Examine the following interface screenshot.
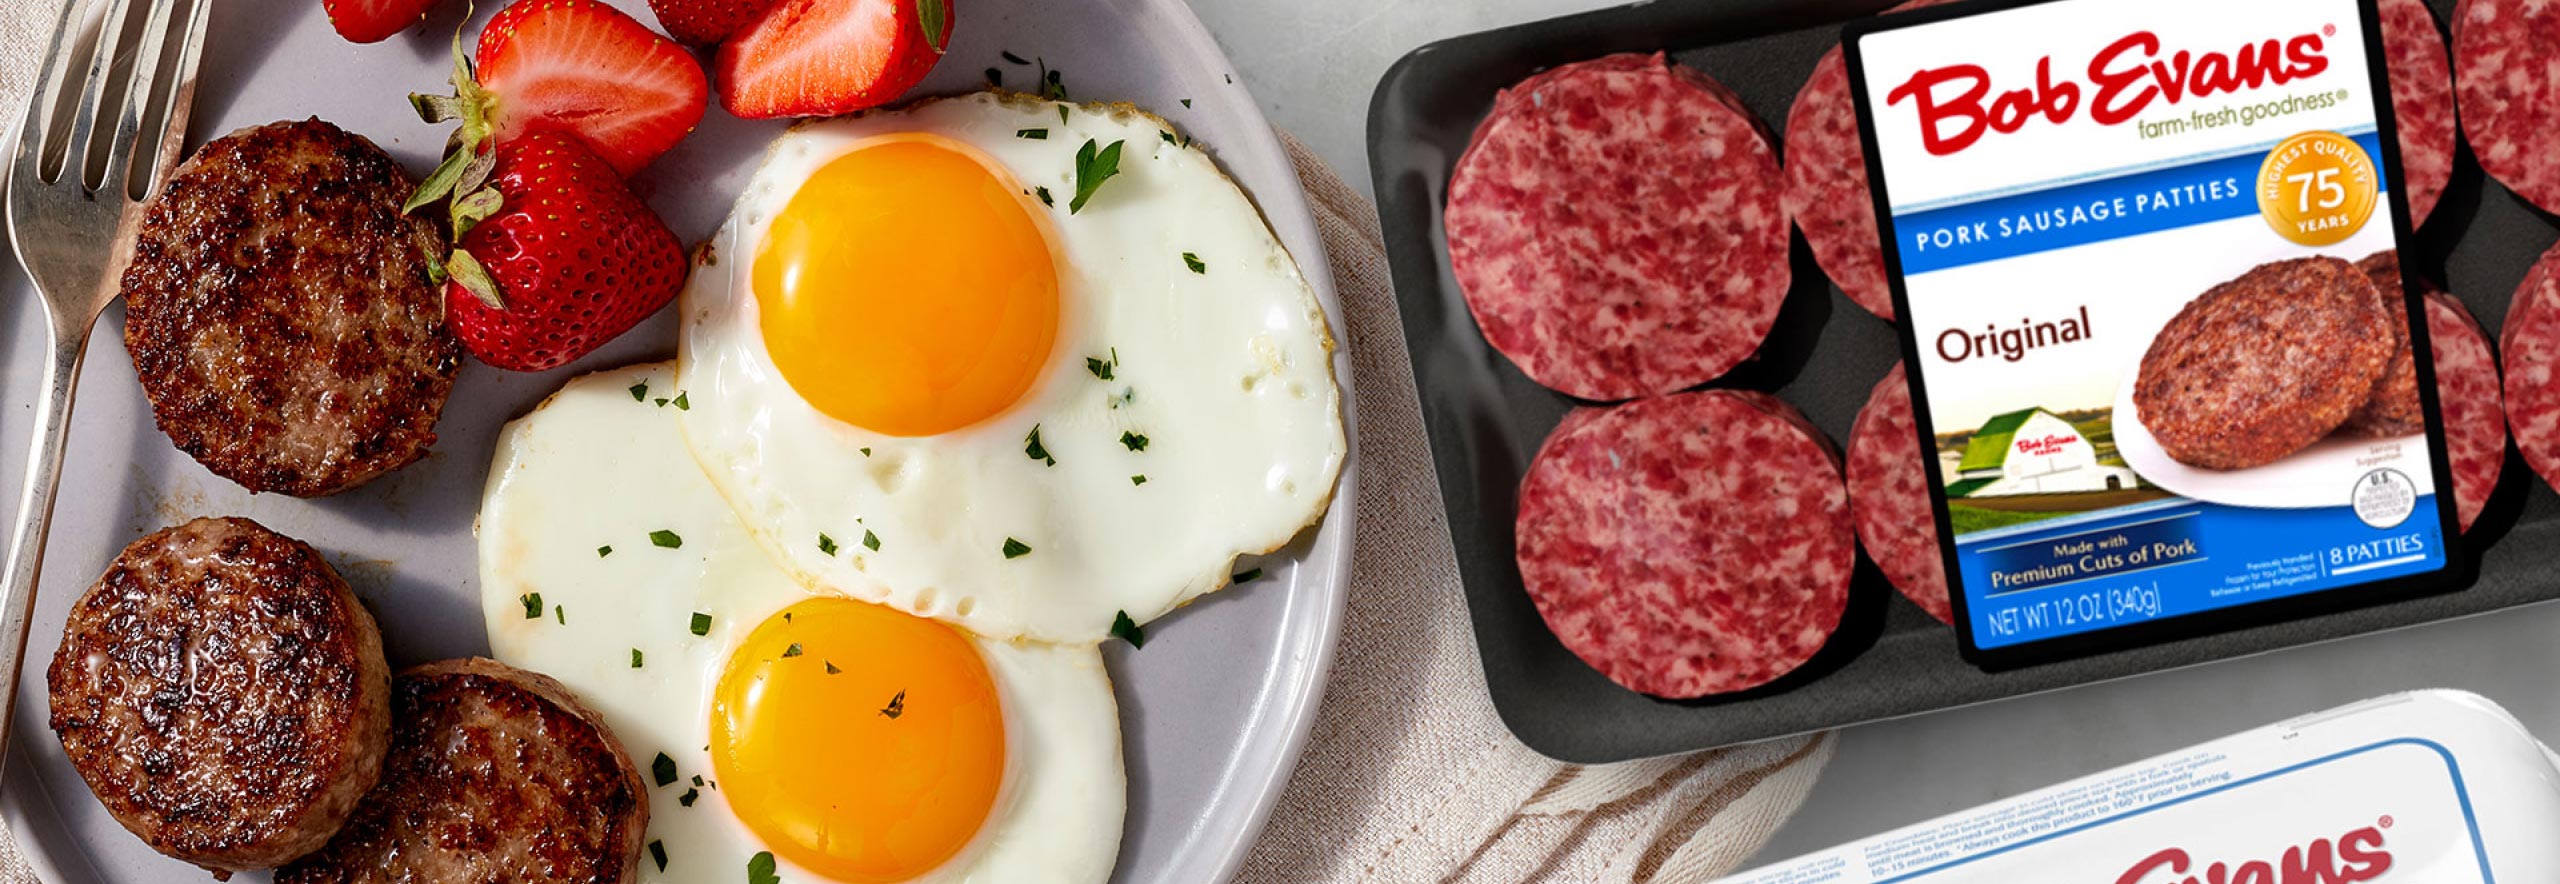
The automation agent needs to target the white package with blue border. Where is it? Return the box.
[1717,691,2560,884]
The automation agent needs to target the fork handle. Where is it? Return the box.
[0,318,90,781]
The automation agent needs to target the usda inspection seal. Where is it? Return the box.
[2352,468,2417,529]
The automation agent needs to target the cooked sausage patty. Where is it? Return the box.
[277,659,648,884]
[47,517,391,878]
[2343,250,2426,437]
[120,118,460,498]
[2135,257,2392,470]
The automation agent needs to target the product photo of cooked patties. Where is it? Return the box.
[118,118,460,498]
[46,517,391,878]
[2343,250,2426,437]
[2134,256,2393,470]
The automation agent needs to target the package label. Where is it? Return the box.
[1850,0,2456,657]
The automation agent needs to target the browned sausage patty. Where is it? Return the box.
[2343,250,2426,437]
[47,517,391,878]
[2135,256,2392,470]
[120,118,460,498]
[278,658,648,884]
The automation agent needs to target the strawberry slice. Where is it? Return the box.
[325,0,440,43]
[647,0,778,45]
[418,0,707,177]
[715,0,953,119]
[412,131,686,371]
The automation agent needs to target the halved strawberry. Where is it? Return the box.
[417,0,707,177]
[647,0,778,45]
[410,131,685,371]
[715,0,953,119]
[325,0,440,43]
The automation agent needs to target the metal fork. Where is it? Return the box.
[0,0,210,769]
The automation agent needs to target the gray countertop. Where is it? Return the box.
[1187,0,2560,869]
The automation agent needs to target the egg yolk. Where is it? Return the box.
[752,135,1061,437]
[711,597,1006,882]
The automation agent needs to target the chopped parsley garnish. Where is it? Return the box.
[693,775,704,786]
[1112,610,1146,648]
[652,753,677,787]
[818,533,839,556]
[690,612,712,636]
[1120,431,1150,452]
[1070,139,1125,214]
[1183,252,1205,274]
[520,593,542,619]
[783,643,804,658]
[1016,127,1048,139]
[1034,186,1054,207]
[1181,98,1193,108]
[1002,538,1033,559]
[1041,63,1068,100]
[861,447,873,456]
[654,397,668,407]
[916,0,948,52]
[629,381,648,401]
[649,840,667,872]
[1059,105,1070,124]
[597,545,612,557]
[863,530,881,552]
[1024,425,1055,466]
[985,67,1002,87]
[555,605,566,625]
[826,661,843,675]
[679,787,700,807]
[650,529,683,549]
[673,391,690,410]
[1085,353,1116,380]
[880,690,907,719]
[631,649,644,668]
[1233,567,1264,584]
[750,852,779,884]
[1002,50,1029,65]
[1160,131,1176,145]
[1132,475,1147,486]
[1109,387,1135,410]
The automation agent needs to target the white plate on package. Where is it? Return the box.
[0,1,1356,882]
[2112,370,2429,509]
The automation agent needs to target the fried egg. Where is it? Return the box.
[676,91,1346,644]
[479,363,1123,884]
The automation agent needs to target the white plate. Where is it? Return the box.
[2111,367,2429,508]
[0,0,1357,881]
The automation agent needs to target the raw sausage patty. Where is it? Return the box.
[2455,0,2560,215]
[1446,53,1788,401]
[278,658,648,884]
[2383,0,2456,227]
[2428,290,2503,532]
[47,517,390,878]
[1782,0,1952,321]
[2135,257,2391,470]
[2501,241,2560,499]
[120,118,460,498]
[1516,391,1853,698]
[1848,362,1951,624]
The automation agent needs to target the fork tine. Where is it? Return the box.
[138,0,211,199]
[70,0,143,192]
[104,0,182,202]
[16,0,95,184]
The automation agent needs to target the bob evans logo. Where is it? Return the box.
[2114,821,2393,884]
[2016,432,2082,457]
[1886,26,2334,155]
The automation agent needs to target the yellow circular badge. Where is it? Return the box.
[2257,131,2379,246]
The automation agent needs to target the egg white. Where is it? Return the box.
[675,91,1346,645]
[478,362,1124,884]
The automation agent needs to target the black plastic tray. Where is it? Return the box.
[1368,0,2560,764]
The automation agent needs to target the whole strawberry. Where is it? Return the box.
[418,131,684,371]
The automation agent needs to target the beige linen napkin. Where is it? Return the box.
[0,4,1830,881]
[1240,133,1831,884]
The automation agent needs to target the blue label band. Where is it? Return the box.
[1893,130,2387,274]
